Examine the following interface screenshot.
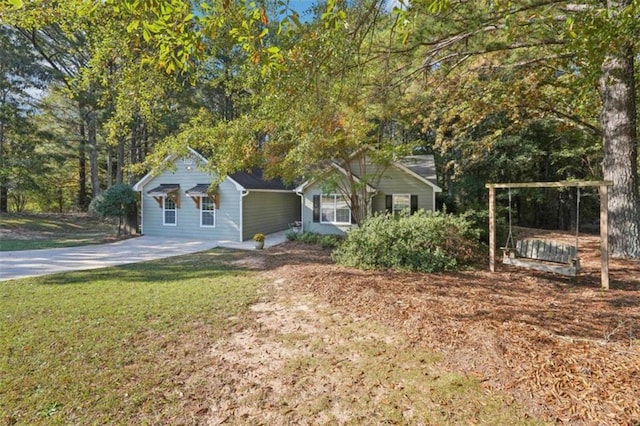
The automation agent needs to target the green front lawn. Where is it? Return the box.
[0,213,119,251]
[1,245,542,424]
[0,249,259,425]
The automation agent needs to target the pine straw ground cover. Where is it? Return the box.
[256,235,640,425]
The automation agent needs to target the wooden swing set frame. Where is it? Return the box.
[486,181,613,289]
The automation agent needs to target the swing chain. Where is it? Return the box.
[575,187,580,256]
[505,188,515,250]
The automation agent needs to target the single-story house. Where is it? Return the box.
[295,155,442,235]
[133,147,299,241]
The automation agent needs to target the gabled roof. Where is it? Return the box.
[133,147,293,192]
[295,154,441,193]
[133,147,205,191]
[294,162,376,193]
[396,155,442,191]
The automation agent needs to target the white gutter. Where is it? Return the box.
[239,190,250,241]
[138,188,144,235]
[295,190,305,233]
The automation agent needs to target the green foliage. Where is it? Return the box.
[286,231,342,249]
[333,211,480,272]
[88,184,136,234]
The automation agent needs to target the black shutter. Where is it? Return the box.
[313,195,320,222]
[410,195,418,214]
[385,195,392,213]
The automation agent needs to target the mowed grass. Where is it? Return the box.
[0,250,259,425]
[0,213,118,251]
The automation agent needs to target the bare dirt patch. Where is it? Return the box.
[206,237,640,425]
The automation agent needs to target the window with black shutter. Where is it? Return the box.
[313,195,320,222]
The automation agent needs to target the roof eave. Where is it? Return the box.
[393,162,443,192]
[132,146,208,191]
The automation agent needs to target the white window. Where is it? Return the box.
[200,196,215,227]
[163,197,177,226]
[393,194,411,216]
[321,194,351,224]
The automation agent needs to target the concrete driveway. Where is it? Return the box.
[0,232,288,282]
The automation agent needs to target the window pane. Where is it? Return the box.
[165,198,176,209]
[393,194,410,214]
[321,195,334,205]
[336,207,350,223]
[202,211,214,226]
[321,207,335,223]
[202,196,214,210]
[320,194,351,224]
[164,210,176,224]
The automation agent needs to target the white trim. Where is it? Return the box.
[295,162,376,193]
[133,147,209,191]
[139,190,144,234]
[239,190,249,241]
[163,197,177,226]
[200,196,216,228]
[320,193,351,225]
[296,191,305,233]
[227,175,246,192]
[393,162,442,192]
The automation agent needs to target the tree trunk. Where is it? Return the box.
[87,110,100,199]
[599,41,640,258]
[116,136,125,185]
[78,120,89,211]
[123,204,138,235]
[106,145,113,188]
[0,186,7,214]
[0,117,7,213]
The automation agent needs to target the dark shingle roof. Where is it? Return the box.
[397,155,438,187]
[147,184,180,195]
[185,184,216,195]
[229,169,294,191]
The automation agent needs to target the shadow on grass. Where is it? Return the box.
[35,248,254,286]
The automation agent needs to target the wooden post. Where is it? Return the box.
[599,185,609,290]
[489,186,496,272]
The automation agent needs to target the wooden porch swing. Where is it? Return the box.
[501,187,581,276]
[486,181,613,289]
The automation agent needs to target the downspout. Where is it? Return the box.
[295,190,304,233]
[239,190,249,241]
[137,189,144,235]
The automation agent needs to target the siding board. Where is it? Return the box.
[139,163,241,241]
[242,192,300,240]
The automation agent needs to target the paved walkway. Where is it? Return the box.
[0,231,288,281]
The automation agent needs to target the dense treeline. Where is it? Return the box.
[1,0,638,257]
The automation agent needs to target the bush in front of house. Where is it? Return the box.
[286,230,342,249]
[332,211,480,272]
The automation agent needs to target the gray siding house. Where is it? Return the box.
[133,148,299,242]
[295,155,442,235]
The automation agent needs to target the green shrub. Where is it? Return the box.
[286,231,342,249]
[333,211,480,272]
[89,184,137,235]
